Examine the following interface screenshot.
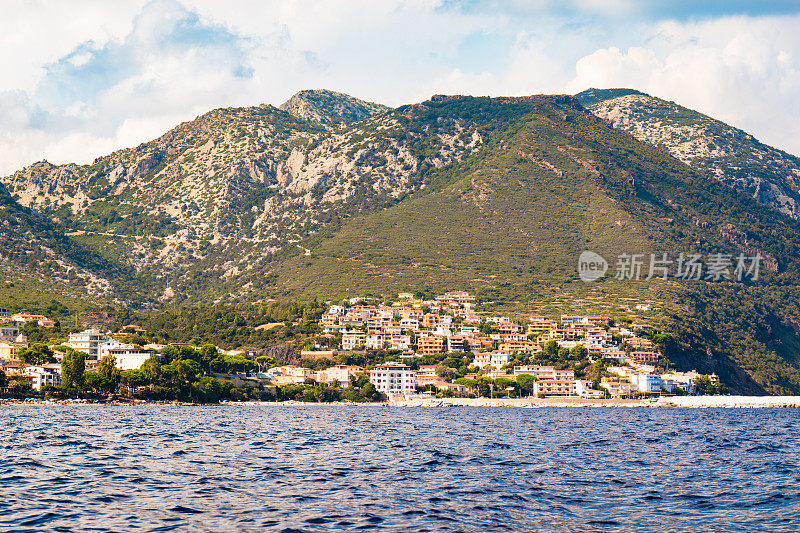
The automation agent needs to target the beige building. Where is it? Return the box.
[417,336,445,356]
[533,379,575,396]
[67,329,110,359]
[0,341,25,362]
[341,331,366,351]
[268,366,316,385]
[316,365,363,386]
[629,351,660,364]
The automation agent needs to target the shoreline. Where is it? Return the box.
[2,396,800,408]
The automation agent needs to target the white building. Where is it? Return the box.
[513,365,569,380]
[399,318,420,331]
[24,364,61,390]
[433,326,452,337]
[388,335,412,351]
[0,324,20,343]
[98,340,152,370]
[447,336,465,353]
[67,329,110,359]
[630,373,663,393]
[574,380,603,398]
[490,352,510,368]
[553,369,576,381]
[365,334,386,350]
[328,305,346,316]
[369,362,416,394]
[600,349,627,362]
[660,372,696,394]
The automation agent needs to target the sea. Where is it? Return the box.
[1,406,799,532]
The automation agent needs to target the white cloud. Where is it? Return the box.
[1,1,799,176]
[567,15,800,153]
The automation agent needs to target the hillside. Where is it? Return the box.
[4,91,800,393]
[576,88,800,219]
[0,183,124,296]
[2,91,482,305]
[262,94,800,394]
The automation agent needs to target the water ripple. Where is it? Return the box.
[1,406,800,531]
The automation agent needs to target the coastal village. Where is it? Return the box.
[0,291,720,402]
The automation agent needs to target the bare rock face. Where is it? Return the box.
[279,89,389,126]
[577,88,800,219]
[0,90,483,303]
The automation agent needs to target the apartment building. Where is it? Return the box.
[98,340,153,370]
[341,331,366,351]
[369,362,416,394]
[0,324,20,343]
[24,364,62,391]
[533,379,574,396]
[67,329,110,359]
[629,351,660,364]
[417,336,445,356]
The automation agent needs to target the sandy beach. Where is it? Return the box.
[4,396,800,408]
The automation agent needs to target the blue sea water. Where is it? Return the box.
[1,406,799,532]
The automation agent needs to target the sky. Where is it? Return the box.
[1,0,799,174]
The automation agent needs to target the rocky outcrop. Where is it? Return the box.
[279,89,389,126]
[577,89,800,219]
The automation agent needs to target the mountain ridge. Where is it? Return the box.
[4,90,800,393]
[576,88,800,219]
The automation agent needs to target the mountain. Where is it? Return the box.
[576,88,800,219]
[278,89,389,126]
[4,90,800,393]
[0,183,121,294]
[2,91,484,305]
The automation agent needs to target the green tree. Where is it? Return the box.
[16,343,56,366]
[516,374,537,396]
[199,376,223,403]
[454,377,477,389]
[360,382,383,401]
[435,363,457,381]
[255,356,272,372]
[199,344,218,373]
[61,349,86,389]
[223,355,257,374]
[694,375,725,395]
[543,340,559,357]
[570,344,588,359]
[83,372,111,393]
[120,369,148,388]
[98,355,121,391]
[162,359,202,389]
[142,354,161,384]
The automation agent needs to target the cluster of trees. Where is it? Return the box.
[5,342,386,404]
[129,302,326,349]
